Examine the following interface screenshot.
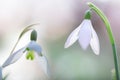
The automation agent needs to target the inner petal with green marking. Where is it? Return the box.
[26,50,35,60]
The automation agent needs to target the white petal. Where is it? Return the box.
[2,47,26,68]
[64,20,85,48]
[38,55,50,78]
[90,26,100,55]
[0,67,2,80]
[78,20,92,50]
[27,41,42,56]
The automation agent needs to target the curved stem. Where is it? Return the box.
[9,38,21,55]
[87,2,119,80]
[9,24,39,55]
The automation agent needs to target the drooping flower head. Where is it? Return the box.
[1,28,49,79]
[65,10,100,55]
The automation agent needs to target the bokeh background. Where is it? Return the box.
[0,0,120,80]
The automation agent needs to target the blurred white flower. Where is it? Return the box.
[65,19,100,55]
[1,41,49,78]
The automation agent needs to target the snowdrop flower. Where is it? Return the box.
[1,30,49,79]
[2,41,42,67]
[65,10,100,55]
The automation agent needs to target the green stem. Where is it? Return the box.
[9,24,39,55]
[87,2,119,80]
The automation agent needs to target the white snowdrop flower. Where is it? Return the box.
[2,41,49,76]
[2,30,50,78]
[2,41,42,68]
[65,10,100,55]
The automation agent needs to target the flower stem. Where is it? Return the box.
[9,24,39,55]
[87,2,120,80]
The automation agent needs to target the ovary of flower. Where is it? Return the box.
[2,41,49,77]
[65,19,100,55]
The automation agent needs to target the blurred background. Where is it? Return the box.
[0,0,120,80]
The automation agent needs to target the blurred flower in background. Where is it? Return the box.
[0,0,119,80]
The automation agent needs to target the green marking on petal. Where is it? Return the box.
[26,47,30,51]
[26,50,35,60]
